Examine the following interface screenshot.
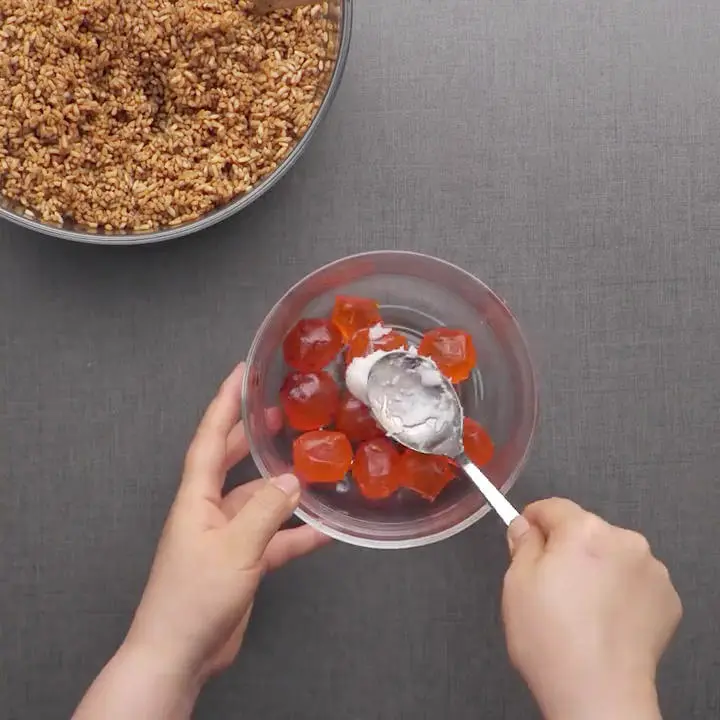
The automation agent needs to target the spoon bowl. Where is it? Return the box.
[367,351,520,526]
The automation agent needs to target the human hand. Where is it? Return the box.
[125,363,330,682]
[502,499,682,720]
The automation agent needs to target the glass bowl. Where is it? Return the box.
[243,251,538,549]
[0,0,352,245]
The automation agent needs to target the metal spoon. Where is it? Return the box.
[366,351,520,526]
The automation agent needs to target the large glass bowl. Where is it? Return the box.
[243,251,538,549]
[0,0,352,245]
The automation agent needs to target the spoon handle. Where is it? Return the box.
[455,453,520,526]
[253,0,309,13]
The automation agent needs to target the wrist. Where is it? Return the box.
[74,640,205,720]
[124,613,211,685]
[118,636,206,700]
[543,679,661,720]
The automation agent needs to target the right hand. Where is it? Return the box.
[502,499,682,720]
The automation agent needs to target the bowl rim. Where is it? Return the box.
[243,250,539,550]
[0,0,354,245]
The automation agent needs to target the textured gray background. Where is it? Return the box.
[1,0,719,717]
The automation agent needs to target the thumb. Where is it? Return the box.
[229,474,301,565]
[507,515,544,563]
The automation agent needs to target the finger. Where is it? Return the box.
[264,525,332,572]
[221,479,266,520]
[507,516,545,565]
[225,407,283,470]
[523,497,589,538]
[228,474,301,565]
[182,363,246,498]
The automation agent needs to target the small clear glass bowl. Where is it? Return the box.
[243,251,538,549]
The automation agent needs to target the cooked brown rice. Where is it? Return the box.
[0,0,332,231]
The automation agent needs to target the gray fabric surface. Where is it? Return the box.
[1,0,719,717]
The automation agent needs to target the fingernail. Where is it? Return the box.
[271,473,301,497]
[507,516,530,555]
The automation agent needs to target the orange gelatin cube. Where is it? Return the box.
[294,431,353,484]
[283,318,343,372]
[345,325,408,363]
[463,417,495,467]
[280,370,340,431]
[398,450,456,501]
[418,328,477,384]
[331,296,382,342]
[352,438,402,500]
[335,391,384,443]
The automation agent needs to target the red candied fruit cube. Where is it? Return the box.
[331,296,382,342]
[463,417,495,467]
[335,392,384,443]
[280,370,340,431]
[294,431,353,484]
[418,328,477,384]
[352,438,403,500]
[398,450,456,501]
[283,318,343,372]
[345,325,408,363]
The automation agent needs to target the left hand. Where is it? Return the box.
[125,362,330,681]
